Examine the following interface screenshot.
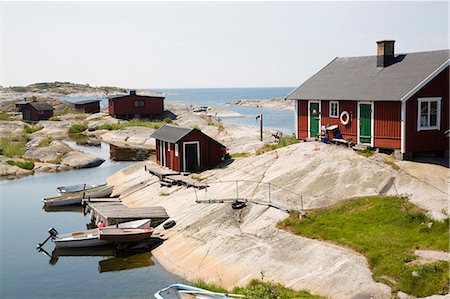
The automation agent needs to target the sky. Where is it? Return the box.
[1,1,448,89]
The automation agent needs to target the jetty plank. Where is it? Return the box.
[144,163,178,179]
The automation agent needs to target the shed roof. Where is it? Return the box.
[151,124,193,143]
[26,102,54,111]
[286,49,449,102]
[73,99,101,105]
[151,124,226,148]
[109,94,165,100]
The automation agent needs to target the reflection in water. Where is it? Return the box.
[44,205,84,214]
[98,252,154,273]
[109,144,153,161]
[68,133,101,146]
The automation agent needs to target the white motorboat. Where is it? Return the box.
[51,219,151,248]
[43,185,114,207]
[154,284,244,299]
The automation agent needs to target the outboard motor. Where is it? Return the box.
[36,227,59,250]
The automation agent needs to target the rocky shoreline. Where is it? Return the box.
[225,98,294,111]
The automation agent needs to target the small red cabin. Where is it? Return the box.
[73,99,100,114]
[21,102,54,121]
[108,90,165,119]
[151,124,227,172]
[287,40,449,159]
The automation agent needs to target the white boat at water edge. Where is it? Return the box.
[52,219,151,248]
[57,183,107,194]
[155,284,243,299]
[43,185,114,207]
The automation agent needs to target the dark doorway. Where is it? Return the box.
[184,143,199,172]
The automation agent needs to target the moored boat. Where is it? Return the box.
[43,185,114,207]
[154,284,243,299]
[57,183,107,194]
[52,219,151,248]
[98,227,154,243]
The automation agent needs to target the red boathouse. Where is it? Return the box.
[151,124,227,172]
[108,90,165,119]
[73,99,101,114]
[286,40,449,159]
[20,102,54,121]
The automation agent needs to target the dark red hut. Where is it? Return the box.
[73,99,100,114]
[286,40,449,159]
[21,102,54,121]
[108,90,165,119]
[151,124,227,172]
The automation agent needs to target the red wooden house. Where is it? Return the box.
[20,102,54,121]
[286,40,449,159]
[151,124,227,172]
[108,90,165,119]
[73,99,100,113]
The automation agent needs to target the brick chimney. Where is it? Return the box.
[377,40,395,67]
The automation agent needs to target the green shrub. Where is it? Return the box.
[96,119,164,131]
[0,111,13,121]
[68,123,88,133]
[256,134,299,155]
[23,124,43,134]
[231,152,251,158]
[355,149,375,157]
[163,117,173,124]
[6,160,34,170]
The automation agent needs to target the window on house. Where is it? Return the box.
[134,100,145,108]
[175,144,179,157]
[329,101,339,118]
[418,98,441,131]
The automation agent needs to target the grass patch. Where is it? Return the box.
[23,124,43,134]
[68,123,88,133]
[0,111,13,121]
[68,133,88,144]
[384,159,400,170]
[37,137,53,147]
[194,279,322,299]
[256,134,299,155]
[0,137,28,157]
[231,152,251,158]
[96,119,165,131]
[48,116,61,121]
[355,148,375,157]
[6,160,34,170]
[54,107,82,116]
[278,196,449,296]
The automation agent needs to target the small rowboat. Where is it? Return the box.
[154,284,244,299]
[98,227,154,243]
[57,183,107,194]
[52,219,151,248]
[43,185,114,207]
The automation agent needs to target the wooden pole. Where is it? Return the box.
[259,113,263,141]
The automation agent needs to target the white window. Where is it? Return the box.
[417,97,441,131]
[175,144,179,157]
[329,101,339,118]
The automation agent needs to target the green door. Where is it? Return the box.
[359,104,372,144]
[309,102,320,137]
[23,110,31,121]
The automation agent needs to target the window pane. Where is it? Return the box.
[420,102,428,127]
[430,101,437,126]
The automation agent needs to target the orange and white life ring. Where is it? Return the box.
[340,111,350,125]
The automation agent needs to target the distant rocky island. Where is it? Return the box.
[225,97,294,111]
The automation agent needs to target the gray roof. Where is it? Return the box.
[28,102,54,111]
[286,49,449,102]
[150,124,193,143]
[73,99,100,105]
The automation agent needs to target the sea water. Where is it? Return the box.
[64,87,296,133]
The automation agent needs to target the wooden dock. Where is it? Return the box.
[144,162,207,189]
[81,197,122,205]
[144,163,178,179]
[85,202,169,227]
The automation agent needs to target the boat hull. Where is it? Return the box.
[98,228,153,243]
[155,284,234,299]
[52,219,152,248]
[43,186,113,207]
[57,183,107,194]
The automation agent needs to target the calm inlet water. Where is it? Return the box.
[0,143,183,298]
[64,87,296,133]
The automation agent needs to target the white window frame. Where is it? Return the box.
[417,97,441,131]
[175,144,179,157]
[329,101,339,118]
